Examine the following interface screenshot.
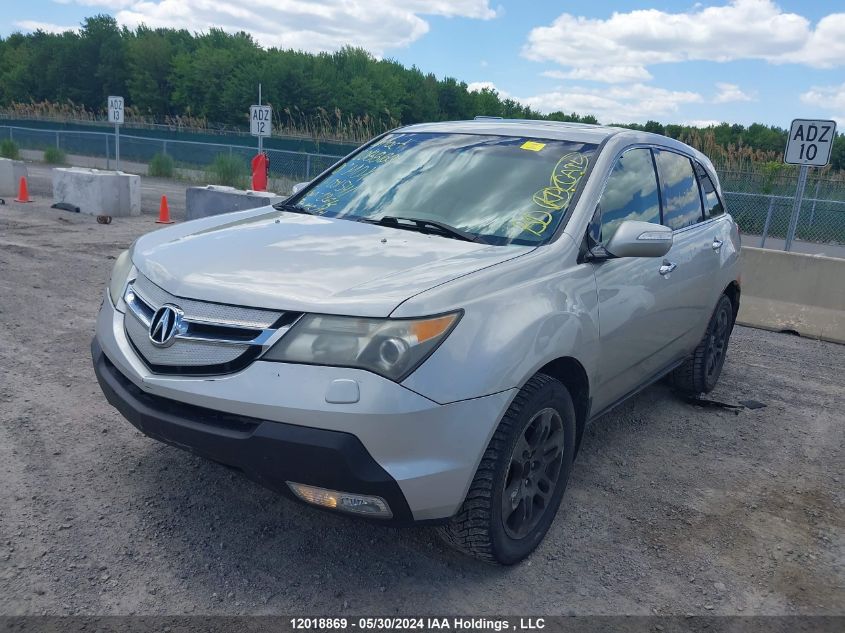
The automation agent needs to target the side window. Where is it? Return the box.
[694,161,725,219]
[598,148,660,243]
[654,149,704,230]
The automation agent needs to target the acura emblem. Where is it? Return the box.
[148,304,184,347]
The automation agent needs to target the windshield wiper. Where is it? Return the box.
[363,216,483,243]
[274,201,315,215]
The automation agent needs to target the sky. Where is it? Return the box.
[3,0,845,128]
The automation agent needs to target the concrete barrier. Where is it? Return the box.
[737,246,845,344]
[186,185,283,221]
[52,168,140,217]
[0,157,27,197]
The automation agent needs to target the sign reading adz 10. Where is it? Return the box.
[250,105,272,137]
[784,119,836,167]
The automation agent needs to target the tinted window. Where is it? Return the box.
[598,148,660,243]
[295,132,597,246]
[654,149,703,230]
[694,161,724,218]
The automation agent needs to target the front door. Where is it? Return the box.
[590,147,709,413]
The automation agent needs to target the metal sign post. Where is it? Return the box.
[784,164,808,252]
[783,118,836,251]
[108,96,124,171]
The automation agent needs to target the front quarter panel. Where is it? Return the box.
[397,237,600,405]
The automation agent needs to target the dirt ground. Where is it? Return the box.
[0,188,843,616]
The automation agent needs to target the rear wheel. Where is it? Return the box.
[670,294,734,395]
[437,374,576,565]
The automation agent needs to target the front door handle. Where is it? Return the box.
[659,260,677,276]
[712,238,724,251]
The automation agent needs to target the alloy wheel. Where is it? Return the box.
[501,407,565,540]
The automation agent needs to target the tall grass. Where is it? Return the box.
[0,100,393,143]
[148,152,175,178]
[0,139,20,159]
[43,145,66,164]
[206,154,248,189]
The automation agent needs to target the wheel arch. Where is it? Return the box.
[723,280,741,323]
[533,356,590,455]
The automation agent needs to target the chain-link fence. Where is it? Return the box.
[724,190,845,248]
[4,124,845,252]
[720,169,845,253]
[0,125,345,191]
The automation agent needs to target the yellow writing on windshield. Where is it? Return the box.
[513,151,589,237]
[533,152,589,210]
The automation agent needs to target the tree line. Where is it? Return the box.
[1,15,842,169]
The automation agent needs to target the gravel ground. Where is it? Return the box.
[0,191,843,616]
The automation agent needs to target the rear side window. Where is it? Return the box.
[654,149,704,230]
[694,161,724,219]
[598,148,660,243]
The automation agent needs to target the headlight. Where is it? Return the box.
[262,312,461,381]
[108,249,134,307]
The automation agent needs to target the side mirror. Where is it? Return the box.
[604,220,673,258]
[291,181,310,195]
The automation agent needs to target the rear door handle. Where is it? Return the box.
[712,238,724,251]
[659,261,677,276]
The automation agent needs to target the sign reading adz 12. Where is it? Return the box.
[250,105,272,137]
[784,119,836,167]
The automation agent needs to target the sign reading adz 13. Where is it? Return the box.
[784,119,836,167]
[108,96,124,124]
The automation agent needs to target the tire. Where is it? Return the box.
[670,294,734,395]
[437,373,577,565]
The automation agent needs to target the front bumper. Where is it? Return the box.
[93,295,515,522]
[93,339,417,523]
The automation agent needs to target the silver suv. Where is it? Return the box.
[92,119,740,564]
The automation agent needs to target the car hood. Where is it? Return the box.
[132,206,533,317]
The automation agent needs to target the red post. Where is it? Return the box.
[251,153,268,191]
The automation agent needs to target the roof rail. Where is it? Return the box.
[473,116,504,120]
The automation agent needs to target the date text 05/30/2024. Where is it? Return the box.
[290,618,546,631]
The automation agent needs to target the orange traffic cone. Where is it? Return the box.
[14,176,32,203]
[156,195,173,224]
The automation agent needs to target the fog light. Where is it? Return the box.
[286,482,392,519]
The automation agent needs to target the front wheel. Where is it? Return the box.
[437,374,576,565]
[670,294,734,395]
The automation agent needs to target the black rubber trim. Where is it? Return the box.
[91,337,419,525]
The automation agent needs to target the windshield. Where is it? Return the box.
[293,132,598,245]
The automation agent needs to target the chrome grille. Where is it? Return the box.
[122,274,299,375]
[125,310,251,367]
[132,275,280,329]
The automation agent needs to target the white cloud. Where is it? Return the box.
[524,0,845,76]
[47,0,496,53]
[682,119,723,128]
[713,82,755,103]
[542,65,653,84]
[14,20,77,33]
[519,83,702,123]
[800,82,845,111]
[467,81,497,93]
[466,80,701,123]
